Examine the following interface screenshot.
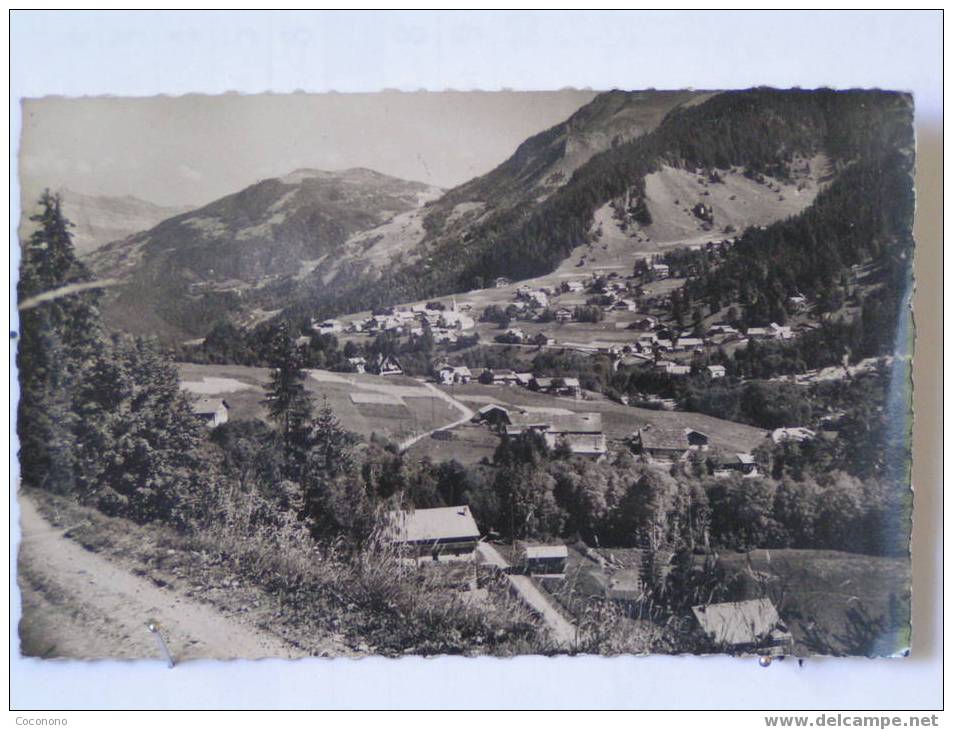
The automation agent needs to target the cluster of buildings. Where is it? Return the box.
[382,505,790,654]
[473,405,608,460]
[315,300,476,343]
[468,368,583,398]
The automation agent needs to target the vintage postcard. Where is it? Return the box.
[16,88,914,660]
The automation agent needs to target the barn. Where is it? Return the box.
[385,506,481,560]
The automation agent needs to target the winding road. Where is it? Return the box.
[16,494,308,661]
[397,381,475,452]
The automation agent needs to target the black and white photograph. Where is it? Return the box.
[15,84,917,662]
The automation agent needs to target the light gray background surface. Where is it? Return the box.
[9,10,943,709]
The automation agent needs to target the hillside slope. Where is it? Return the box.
[19,189,192,257]
[87,168,442,340]
[308,90,709,290]
[296,88,912,322]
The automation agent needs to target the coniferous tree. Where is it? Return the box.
[17,191,101,492]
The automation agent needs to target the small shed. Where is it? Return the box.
[523,544,569,575]
[193,398,229,428]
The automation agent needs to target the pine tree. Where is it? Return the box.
[264,323,313,453]
[17,191,102,492]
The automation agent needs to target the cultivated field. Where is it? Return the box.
[177,363,461,443]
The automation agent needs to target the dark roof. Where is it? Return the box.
[192,398,227,415]
[637,426,687,450]
[692,598,785,647]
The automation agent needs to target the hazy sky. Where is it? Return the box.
[19,90,598,208]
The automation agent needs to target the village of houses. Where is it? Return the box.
[179,242,850,655]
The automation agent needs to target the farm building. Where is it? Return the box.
[628,316,658,331]
[437,364,472,385]
[546,432,608,460]
[770,427,816,444]
[529,376,581,398]
[707,365,727,378]
[650,263,670,279]
[471,404,512,429]
[554,308,574,323]
[711,452,760,478]
[655,361,692,376]
[562,280,584,293]
[531,332,557,346]
[369,353,403,377]
[691,598,792,654]
[385,505,482,560]
[631,426,709,461]
[746,322,794,341]
[494,277,511,288]
[478,368,520,386]
[523,544,568,575]
[314,319,343,334]
[506,412,605,458]
[192,398,229,428]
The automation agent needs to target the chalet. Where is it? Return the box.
[788,294,808,311]
[437,364,472,385]
[712,452,759,477]
[385,505,481,560]
[508,411,601,435]
[609,298,638,312]
[471,404,512,429]
[691,598,792,654]
[706,323,739,337]
[673,337,705,352]
[431,328,458,345]
[509,372,531,388]
[347,356,367,374]
[650,263,670,279]
[192,398,229,428]
[562,280,585,293]
[631,426,709,461]
[529,376,554,392]
[294,335,311,348]
[707,364,727,378]
[554,308,574,323]
[547,432,608,459]
[369,353,403,377]
[525,290,549,308]
[501,328,526,343]
[314,319,343,334]
[523,544,569,575]
[770,427,816,444]
[746,322,794,341]
[628,316,658,331]
[530,332,556,346]
[709,332,744,347]
[494,277,511,288]
[557,377,582,398]
[439,311,476,331]
[655,361,692,376]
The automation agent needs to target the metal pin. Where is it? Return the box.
[146,619,175,668]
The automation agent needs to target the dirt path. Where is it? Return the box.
[476,542,577,650]
[398,382,475,452]
[17,495,308,661]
